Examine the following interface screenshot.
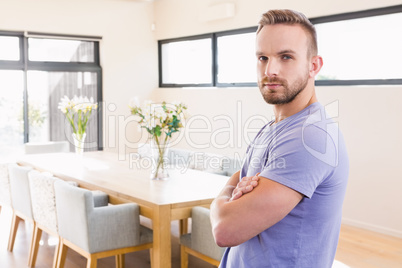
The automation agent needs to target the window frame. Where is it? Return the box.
[0,30,103,149]
[215,27,258,87]
[158,4,402,88]
[158,33,214,88]
[0,31,25,70]
[158,27,258,88]
[310,4,402,86]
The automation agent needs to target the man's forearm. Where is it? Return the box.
[210,171,240,246]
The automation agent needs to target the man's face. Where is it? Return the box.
[256,24,312,105]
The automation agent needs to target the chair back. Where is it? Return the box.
[8,164,33,218]
[54,180,93,252]
[24,141,70,154]
[54,180,147,254]
[28,170,60,233]
[190,206,226,261]
[0,163,12,207]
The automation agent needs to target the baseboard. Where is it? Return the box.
[342,218,402,238]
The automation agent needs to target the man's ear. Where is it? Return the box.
[309,56,323,78]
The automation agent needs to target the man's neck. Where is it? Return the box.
[272,91,318,124]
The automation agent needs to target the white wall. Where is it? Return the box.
[151,0,402,237]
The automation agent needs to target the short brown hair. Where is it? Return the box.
[257,9,318,57]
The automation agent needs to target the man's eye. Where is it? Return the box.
[259,56,268,61]
[282,55,292,60]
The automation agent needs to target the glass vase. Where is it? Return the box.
[72,132,86,154]
[150,135,170,180]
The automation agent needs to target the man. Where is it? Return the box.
[210,9,349,268]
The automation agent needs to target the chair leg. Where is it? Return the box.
[180,245,188,268]
[27,221,37,266]
[7,212,21,252]
[52,237,62,268]
[56,241,68,268]
[28,224,42,267]
[86,256,97,268]
[115,254,125,268]
[149,248,153,268]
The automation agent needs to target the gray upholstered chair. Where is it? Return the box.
[54,180,153,268]
[28,170,110,268]
[7,164,34,265]
[221,156,243,177]
[0,163,12,216]
[190,153,228,175]
[180,207,226,268]
[167,148,193,167]
[137,142,152,158]
[24,141,70,154]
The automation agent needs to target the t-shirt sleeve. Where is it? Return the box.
[259,124,338,198]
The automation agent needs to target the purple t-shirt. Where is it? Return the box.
[219,102,349,268]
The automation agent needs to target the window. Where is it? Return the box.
[28,38,95,62]
[159,5,402,88]
[159,27,257,87]
[0,70,24,157]
[311,5,402,85]
[160,35,213,86]
[216,29,257,86]
[0,31,102,158]
[27,71,99,145]
[0,36,20,61]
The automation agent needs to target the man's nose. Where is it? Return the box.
[264,60,279,77]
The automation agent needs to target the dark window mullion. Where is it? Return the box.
[96,69,103,150]
[315,79,402,86]
[158,41,163,87]
[0,63,24,70]
[27,62,101,72]
[94,42,100,65]
[212,33,218,87]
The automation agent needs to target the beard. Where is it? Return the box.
[258,71,309,105]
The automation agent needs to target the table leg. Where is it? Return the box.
[152,204,171,268]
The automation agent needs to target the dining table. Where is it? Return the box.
[17,151,230,268]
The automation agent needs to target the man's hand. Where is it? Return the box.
[230,173,260,201]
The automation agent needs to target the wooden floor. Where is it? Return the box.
[1,206,401,268]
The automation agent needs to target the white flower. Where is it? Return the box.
[70,95,97,113]
[58,95,98,135]
[129,98,187,138]
[57,95,73,114]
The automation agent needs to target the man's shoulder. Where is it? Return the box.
[284,102,340,139]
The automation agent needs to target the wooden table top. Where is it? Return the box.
[17,151,229,207]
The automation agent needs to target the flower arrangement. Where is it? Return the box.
[129,99,187,179]
[58,95,98,152]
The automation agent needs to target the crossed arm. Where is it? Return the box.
[210,171,303,247]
